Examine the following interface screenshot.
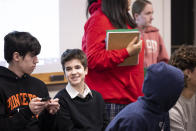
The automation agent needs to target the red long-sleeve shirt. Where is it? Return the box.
[82,9,144,104]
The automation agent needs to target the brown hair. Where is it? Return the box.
[132,0,152,19]
[61,49,88,73]
[169,45,196,88]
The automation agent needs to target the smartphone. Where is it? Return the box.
[41,97,51,102]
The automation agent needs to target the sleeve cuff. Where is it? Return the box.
[121,48,130,58]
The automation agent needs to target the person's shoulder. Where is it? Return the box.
[90,9,108,22]
[145,26,159,33]
[0,66,16,80]
[85,10,110,31]
[169,96,184,114]
[121,101,143,115]
[106,108,146,131]
[28,75,45,86]
[119,106,146,128]
[169,101,185,128]
[90,89,105,102]
[55,88,70,101]
[169,99,184,120]
[91,89,102,97]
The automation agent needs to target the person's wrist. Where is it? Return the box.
[126,48,131,56]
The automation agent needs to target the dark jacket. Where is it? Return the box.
[105,62,184,131]
[54,88,107,131]
[0,66,53,131]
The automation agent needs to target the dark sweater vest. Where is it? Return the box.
[55,88,105,131]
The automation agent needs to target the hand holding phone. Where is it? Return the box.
[41,97,51,102]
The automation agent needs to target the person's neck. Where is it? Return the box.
[8,64,23,78]
[72,83,85,95]
[182,85,196,99]
[137,25,146,31]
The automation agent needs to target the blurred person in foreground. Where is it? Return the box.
[106,62,184,131]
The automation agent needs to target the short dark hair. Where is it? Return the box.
[169,45,196,88]
[169,45,196,72]
[86,0,136,29]
[4,31,41,63]
[132,0,152,19]
[61,49,88,73]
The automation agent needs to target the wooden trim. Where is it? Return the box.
[31,72,68,85]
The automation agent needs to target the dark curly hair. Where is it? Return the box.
[169,45,196,88]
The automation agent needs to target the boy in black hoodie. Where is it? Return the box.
[0,31,60,131]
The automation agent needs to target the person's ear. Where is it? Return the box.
[134,13,139,20]
[134,13,139,24]
[64,73,67,79]
[12,52,20,62]
[63,68,68,77]
[184,69,191,81]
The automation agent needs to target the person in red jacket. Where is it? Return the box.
[82,0,144,122]
[132,0,169,68]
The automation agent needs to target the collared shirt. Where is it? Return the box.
[66,83,92,99]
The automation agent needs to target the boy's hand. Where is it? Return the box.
[47,98,60,115]
[29,97,48,115]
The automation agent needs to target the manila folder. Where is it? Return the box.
[106,29,140,66]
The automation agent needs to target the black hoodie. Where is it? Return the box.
[0,66,53,131]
